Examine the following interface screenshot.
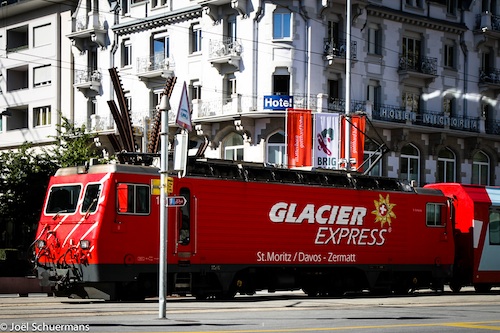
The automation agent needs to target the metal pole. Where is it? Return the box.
[158,95,170,319]
[345,0,352,170]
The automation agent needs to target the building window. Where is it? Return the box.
[224,132,244,161]
[444,41,455,69]
[6,108,28,130]
[437,147,456,183]
[33,65,52,87]
[447,0,457,15]
[426,203,444,227]
[154,33,170,69]
[472,150,490,185]
[406,0,423,8]
[363,140,382,176]
[190,23,202,53]
[224,76,237,103]
[33,106,51,127]
[367,80,381,107]
[402,36,421,70]
[367,23,382,55]
[151,0,166,8]
[273,68,290,95]
[443,96,456,116]
[121,0,129,15]
[273,9,291,40]
[267,131,285,166]
[400,143,420,185]
[7,25,28,52]
[402,91,420,113]
[122,39,132,67]
[33,24,51,48]
[189,80,202,100]
[7,65,29,91]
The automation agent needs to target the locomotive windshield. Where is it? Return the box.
[82,183,101,213]
[45,185,81,214]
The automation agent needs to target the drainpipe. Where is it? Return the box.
[299,0,310,109]
[253,1,264,111]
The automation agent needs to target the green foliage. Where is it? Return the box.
[47,116,103,168]
[0,116,106,253]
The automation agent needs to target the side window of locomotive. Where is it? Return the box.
[116,183,150,215]
[178,187,190,245]
[489,209,500,245]
[81,183,101,213]
[46,185,81,214]
[426,203,445,227]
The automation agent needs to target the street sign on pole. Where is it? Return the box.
[166,196,187,207]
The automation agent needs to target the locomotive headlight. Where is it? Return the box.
[36,240,46,249]
[80,240,90,249]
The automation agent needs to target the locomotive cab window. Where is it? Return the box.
[81,183,101,214]
[116,183,150,215]
[46,185,81,214]
[489,208,500,245]
[178,187,190,245]
[426,203,445,227]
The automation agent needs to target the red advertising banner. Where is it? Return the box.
[340,114,366,170]
[286,109,312,168]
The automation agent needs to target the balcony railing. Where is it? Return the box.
[479,68,500,85]
[323,38,357,60]
[136,55,174,74]
[74,14,106,31]
[74,68,102,85]
[209,37,242,58]
[398,54,437,75]
[476,13,500,32]
[327,98,366,113]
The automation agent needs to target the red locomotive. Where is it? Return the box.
[33,158,500,300]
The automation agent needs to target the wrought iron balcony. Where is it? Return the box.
[398,54,437,75]
[479,68,500,85]
[74,68,101,94]
[323,38,357,66]
[67,14,107,52]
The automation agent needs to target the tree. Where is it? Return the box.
[0,117,104,259]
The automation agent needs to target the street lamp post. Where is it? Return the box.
[158,95,170,319]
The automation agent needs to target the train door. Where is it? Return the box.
[175,187,194,262]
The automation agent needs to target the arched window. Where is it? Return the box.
[223,132,244,161]
[273,8,291,40]
[437,147,456,183]
[267,131,285,166]
[400,143,420,185]
[472,150,490,185]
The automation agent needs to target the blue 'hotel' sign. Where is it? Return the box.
[263,95,293,110]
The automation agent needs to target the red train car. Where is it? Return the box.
[34,159,455,300]
[425,183,500,292]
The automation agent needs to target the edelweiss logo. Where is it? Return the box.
[317,128,335,155]
[371,194,397,227]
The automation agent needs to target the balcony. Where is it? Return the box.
[398,54,437,86]
[479,68,500,93]
[136,55,175,81]
[474,12,500,48]
[209,38,242,72]
[67,13,107,52]
[74,68,102,95]
[372,104,480,133]
[323,38,357,68]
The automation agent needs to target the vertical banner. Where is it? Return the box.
[340,115,366,170]
[286,109,312,168]
[314,113,340,169]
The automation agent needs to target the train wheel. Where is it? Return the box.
[474,283,492,293]
[449,281,462,293]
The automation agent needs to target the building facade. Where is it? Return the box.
[1,0,500,186]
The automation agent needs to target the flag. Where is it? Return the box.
[314,113,340,169]
[286,109,312,168]
[340,114,366,170]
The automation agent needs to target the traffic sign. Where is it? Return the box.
[166,196,186,207]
